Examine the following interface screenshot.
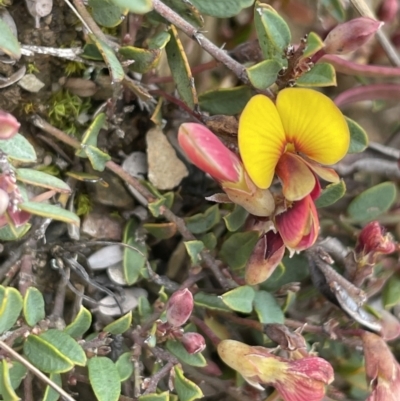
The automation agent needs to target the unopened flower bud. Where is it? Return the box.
[178,122,275,217]
[377,0,398,23]
[0,111,20,140]
[178,123,242,183]
[0,189,9,216]
[181,332,206,354]
[355,221,396,264]
[245,231,285,285]
[324,17,383,54]
[166,288,193,327]
[362,332,400,400]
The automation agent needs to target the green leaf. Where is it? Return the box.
[0,223,31,241]
[0,287,23,334]
[194,292,230,312]
[219,231,259,270]
[19,202,80,226]
[315,180,346,208]
[103,313,132,334]
[262,254,309,292]
[223,205,248,232]
[88,357,121,401]
[123,218,148,285]
[90,34,124,83]
[185,205,220,234]
[0,134,36,163]
[138,296,153,322]
[184,240,204,265]
[190,0,254,17]
[42,373,62,401]
[166,25,197,109]
[254,2,291,61]
[76,113,106,157]
[346,117,369,154]
[89,0,124,27]
[199,232,217,250]
[23,287,45,327]
[383,274,400,309]
[64,306,92,338]
[221,286,255,313]
[247,59,281,90]
[84,145,111,172]
[0,361,26,393]
[120,46,161,73]
[139,391,170,401]
[16,169,71,193]
[303,32,324,58]
[24,335,73,373]
[253,291,284,324]
[296,63,336,87]
[82,43,104,60]
[143,222,177,240]
[347,182,397,222]
[0,18,21,59]
[174,366,203,401]
[166,340,206,367]
[0,360,20,401]
[116,352,134,382]
[40,330,86,366]
[109,0,152,13]
[199,86,253,115]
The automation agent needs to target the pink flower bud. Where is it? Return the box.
[245,231,285,285]
[181,332,206,354]
[362,332,400,400]
[355,221,396,264]
[377,0,398,23]
[178,123,242,183]
[0,111,20,140]
[178,122,275,217]
[166,288,194,327]
[324,17,383,54]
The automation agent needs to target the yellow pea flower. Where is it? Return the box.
[238,88,350,201]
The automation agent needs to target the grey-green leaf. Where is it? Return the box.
[23,287,45,327]
[64,306,92,338]
[88,357,121,401]
[16,169,71,193]
[346,117,369,153]
[0,18,21,60]
[19,202,80,226]
[247,59,282,89]
[315,180,346,208]
[109,0,152,13]
[190,0,254,18]
[0,287,23,334]
[347,182,397,222]
[0,134,36,162]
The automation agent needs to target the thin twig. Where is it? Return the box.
[0,340,76,401]
[350,0,400,66]
[152,0,248,83]
[142,361,175,395]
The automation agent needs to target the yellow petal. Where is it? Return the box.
[239,95,286,189]
[276,88,350,165]
[276,153,316,201]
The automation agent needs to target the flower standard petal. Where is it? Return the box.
[239,95,286,189]
[276,88,350,165]
[275,152,316,201]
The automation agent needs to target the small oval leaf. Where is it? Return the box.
[19,202,80,226]
[247,59,282,90]
[315,180,346,208]
[0,134,36,163]
[23,287,45,327]
[346,117,369,154]
[88,357,121,401]
[103,312,132,335]
[347,182,397,222]
[64,306,92,338]
[0,287,23,334]
[16,169,71,193]
[166,340,206,367]
[221,286,255,313]
[296,63,336,87]
[174,366,203,401]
